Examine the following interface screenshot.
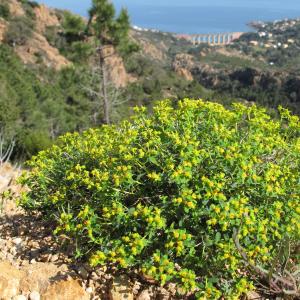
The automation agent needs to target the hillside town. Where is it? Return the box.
[248,18,300,49]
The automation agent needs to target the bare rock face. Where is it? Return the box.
[176,67,194,81]
[102,45,136,88]
[0,261,25,300]
[138,39,167,61]
[34,4,60,34]
[1,0,70,70]
[0,19,8,43]
[20,262,67,294]
[7,0,25,17]
[15,31,70,70]
[109,275,134,300]
[173,53,195,81]
[42,279,90,300]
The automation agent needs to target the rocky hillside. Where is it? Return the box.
[0,0,69,69]
[0,0,134,87]
[1,0,299,161]
[130,20,300,115]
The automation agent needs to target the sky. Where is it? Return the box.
[35,0,300,33]
[36,0,300,14]
[38,0,300,9]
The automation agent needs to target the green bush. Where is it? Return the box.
[69,41,94,63]
[19,99,300,298]
[4,16,34,45]
[62,11,85,40]
[0,3,10,20]
[19,0,38,20]
[0,45,97,158]
[20,130,52,157]
[44,26,69,52]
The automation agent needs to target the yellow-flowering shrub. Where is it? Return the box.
[19,99,300,298]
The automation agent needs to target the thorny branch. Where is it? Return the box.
[0,130,15,167]
[233,228,300,297]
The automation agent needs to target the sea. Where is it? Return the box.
[36,0,300,34]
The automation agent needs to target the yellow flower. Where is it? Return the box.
[173,231,180,239]
[186,201,195,209]
[210,218,217,225]
[214,207,221,214]
[266,185,273,193]
[147,172,161,182]
[241,172,247,180]
[177,197,183,204]
[138,149,145,158]
[153,254,160,262]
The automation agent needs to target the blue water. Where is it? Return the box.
[36,0,300,34]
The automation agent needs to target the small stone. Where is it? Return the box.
[29,250,40,260]
[95,266,107,276]
[132,281,142,295]
[247,291,263,300]
[66,274,73,281]
[6,252,15,262]
[29,259,36,264]
[90,272,99,280]
[166,283,176,295]
[50,254,59,262]
[29,291,40,300]
[109,275,133,300]
[86,286,93,294]
[13,295,27,300]
[13,238,22,245]
[59,264,68,272]
[27,241,39,249]
[77,266,89,280]
[105,274,112,280]
[157,287,170,300]
[38,253,50,263]
[136,289,152,300]
[10,246,17,255]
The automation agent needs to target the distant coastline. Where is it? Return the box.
[133,16,300,39]
[36,0,300,35]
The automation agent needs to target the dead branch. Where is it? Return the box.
[0,130,15,167]
[232,228,300,297]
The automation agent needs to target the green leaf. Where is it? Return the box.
[215,232,221,243]
[148,156,158,165]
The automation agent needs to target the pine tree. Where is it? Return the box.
[88,0,136,124]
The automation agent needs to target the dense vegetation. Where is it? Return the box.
[2,1,300,298]
[20,100,300,299]
[0,44,98,158]
[190,19,300,115]
[44,10,93,64]
[0,2,10,20]
[2,0,300,159]
[0,0,212,158]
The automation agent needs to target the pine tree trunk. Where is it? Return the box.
[99,49,110,124]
